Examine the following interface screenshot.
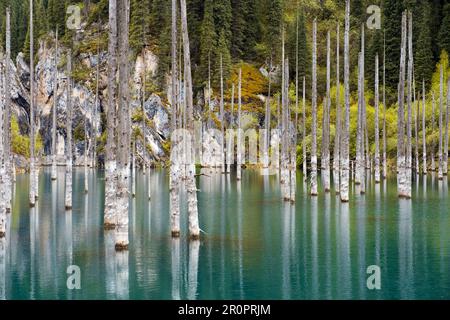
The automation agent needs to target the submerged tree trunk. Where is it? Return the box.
[414,85,420,175]
[220,54,225,173]
[115,0,131,251]
[405,11,413,198]
[4,7,12,213]
[321,31,331,192]
[333,23,341,194]
[0,57,5,237]
[263,59,272,169]
[227,84,235,173]
[84,100,89,194]
[104,0,118,229]
[422,80,427,174]
[356,51,365,192]
[340,0,350,202]
[375,54,381,183]
[281,58,291,201]
[93,43,100,169]
[169,0,180,237]
[302,77,307,182]
[237,69,242,181]
[444,78,450,176]
[64,52,73,210]
[383,32,387,179]
[397,12,407,198]
[29,0,38,207]
[431,92,436,172]
[180,0,200,240]
[438,65,443,180]
[310,19,318,196]
[51,29,59,181]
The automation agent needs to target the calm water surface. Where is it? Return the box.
[0,167,449,300]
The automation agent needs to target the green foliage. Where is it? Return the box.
[439,4,450,58]
[11,116,43,158]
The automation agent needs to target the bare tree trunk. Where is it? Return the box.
[84,100,89,193]
[263,59,272,169]
[438,65,443,180]
[237,69,242,181]
[310,19,318,196]
[383,32,387,179]
[115,0,131,250]
[51,29,59,181]
[333,23,341,194]
[180,0,200,240]
[422,80,427,174]
[405,11,413,198]
[227,84,235,173]
[302,77,307,182]
[321,31,331,192]
[281,58,291,201]
[65,51,73,210]
[29,0,38,207]
[131,141,136,198]
[358,24,366,194]
[169,0,180,237]
[444,78,450,176]
[375,54,381,183]
[93,43,100,169]
[356,51,364,190]
[4,7,12,213]
[104,0,118,229]
[220,54,225,173]
[431,92,436,171]
[414,83,420,175]
[397,12,407,198]
[0,55,5,237]
[340,0,350,202]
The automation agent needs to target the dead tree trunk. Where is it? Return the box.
[180,0,200,240]
[405,11,413,198]
[170,0,180,237]
[115,0,131,251]
[340,0,350,202]
[93,43,100,169]
[438,65,443,180]
[431,92,436,171]
[4,7,12,213]
[310,19,318,196]
[237,68,242,181]
[414,83,420,175]
[263,59,272,169]
[422,80,427,174]
[321,31,331,192]
[383,32,387,179]
[333,23,341,193]
[0,50,5,237]
[29,0,38,207]
[104,0,118,229]
[51,29,59,181]
[375,54,381,183]
[397,12,407,198]
[64,51,73,210]
[444,78,450,176]
[302,77,307,181]
[356,51,364,187]
[84,99,89,193]
[220,54,225,173]
[226,84,235,173]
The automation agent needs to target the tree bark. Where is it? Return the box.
[302,77,307,182]
[220,54,225,173]
[115,0,131,250]
[29,0,38,207]
[321,31,331,192]
[104,0,118,229]
[444,78,450,176]
[51,29,59,181]
[310,19,318,196]
[375,54,381,183]
[170,0,180,237]
[64,51,73,210]
[422,80,427,174]
[93,42,100,169]
[263,59,272,169]
[431,92,436,171]
[333,23,341,193]
[405,11,413,198]
[237,68,242,181]
[0,55,6,237]
[4,7,12,213]
[397,12,407,198]
[180,0,200,240]
[84,99,89,193]
[438,65,443,180]
[383,32,387,179]
[340,0,350,202]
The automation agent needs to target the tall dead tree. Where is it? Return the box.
[227,84,235,173]
[383,32,387,179]
[51,29,59,181]
[170,0,180,237]
[302,77,307,181]
[333,23,341,193]
[4,7,12,213]
[180,0,200,240]
[340,0,350,202]
[93,42,100,169]
[438,65,443,180]
[263,59,272,169]
[115,0,131,250]
[281,57,291,201]
[220,54,225,173]
[397,12,407,198]
[445,78,450,176]
[321,31,331,192]
[405,11,413,198]
[422,80,427,174]
[104,0,118,229]
[374,54,381,183]
[310,19,318,196]
[431,92,436,171]
[237,68,242,181]
[84,99,89,193]
[414,83,420,175]
[29,0,38,207]
[0,44,6,237]
[64,51,73,210]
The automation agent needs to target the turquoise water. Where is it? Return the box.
[0,167,449,300]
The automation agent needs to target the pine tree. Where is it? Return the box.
[265,0,282,61]
[198,0,216,88]
[130,0,145,55]
[384,0,403,93]
[288,8,309,91]
[438,3,450,57]
[415,1,434,88]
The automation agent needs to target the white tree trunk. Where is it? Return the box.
[422,80,427,174]
[383,34,388,179]
[397,12,407,198]
[237,69,242,181]
[431,93,436,172]
[51,29,59,181]
[310,19,318,196]
[104,0,118,229]
[226,84,235,173]
[220,54,225,173]
[340,0,350,202]
[405,11,413,198]
[302,77,307,182]
[29,0,38,207]
[65,52,73,210]
[333,23,341,193]
[84,101,89,193]
[0,63,6,237]
[115,0,131,250]
[180,0,200,240]
[444,78,450,176]
[438,66,443,180]
[322,31,331,192]
[375,54,381,183]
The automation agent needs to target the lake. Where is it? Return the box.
[0,167,449,299]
